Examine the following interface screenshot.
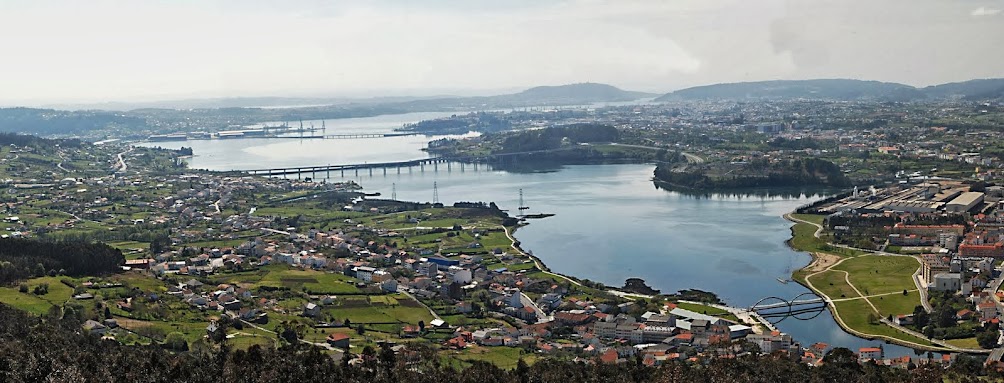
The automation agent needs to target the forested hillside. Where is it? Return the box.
[0,303,977,382]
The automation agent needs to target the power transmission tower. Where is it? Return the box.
[518,189,529,213]
[391,183,397,200]
[433,182,439,205]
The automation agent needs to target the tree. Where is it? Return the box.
[165,332,189,352]
[978,330,999,349]
[913,306,930,328]
[418,320,425,332]
[356,324,365,335]
[18,283,27,293]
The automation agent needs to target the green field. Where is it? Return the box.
[446,346,536,370]
[0,287,59,315]
[944,337,980,349]
[256,267,361,294]
[833,256,919,296]
[807,270,859,299]
[869,291,923,317]
[788,218,862,257]
[791,213,825,226]
[833,299,936,347]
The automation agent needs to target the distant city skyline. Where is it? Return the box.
[2,0,1003,105]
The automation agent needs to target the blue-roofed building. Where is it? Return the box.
[426,256,460,267]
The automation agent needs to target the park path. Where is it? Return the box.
[789,214,976,352]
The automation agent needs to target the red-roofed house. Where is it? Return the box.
[599,349,620,364]
[327,333,350,349]
[859,347,883,361]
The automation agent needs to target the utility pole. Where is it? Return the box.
[518,189,529,214]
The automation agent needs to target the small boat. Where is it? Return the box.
[776,277,789,284]
[520,213,555,219]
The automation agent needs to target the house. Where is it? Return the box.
[957,309,974,320]
[599,348,621,364]
[327,332,350,349]
[977,301,998,320]
[303,302,321,317]
[893,314,914,326]
[445,336,467,350]
[402,325,421,338]
[82,320,107,335]
[455,301,473,314]
[859,347,883,362]
[354,266,376,282]
[380,279,398,293]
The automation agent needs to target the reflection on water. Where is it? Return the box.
[141,111,922,357]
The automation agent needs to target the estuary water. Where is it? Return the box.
[141,112,920,358]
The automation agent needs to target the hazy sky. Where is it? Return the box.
[2,0,1003,104]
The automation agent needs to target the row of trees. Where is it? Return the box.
[0,239,124,285]
[654,158,851,190]
[1,302,994,382]
[497,124,620,153]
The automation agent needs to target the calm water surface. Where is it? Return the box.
[144,112,922,358]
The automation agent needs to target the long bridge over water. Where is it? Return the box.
[242,148,574,178]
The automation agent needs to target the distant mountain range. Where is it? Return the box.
[656,78,1004,102]
[46,83,655,111]
[494,83,655,105]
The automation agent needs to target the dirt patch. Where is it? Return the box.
[112,317,154,330]
[398,299,422,308]
[803,252,841,273]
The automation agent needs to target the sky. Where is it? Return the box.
[1,0,1003,105]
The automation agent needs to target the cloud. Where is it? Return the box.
[972,6,1002,16]
[1,0,1003,103]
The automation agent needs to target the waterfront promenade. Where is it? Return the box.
[784,213,989,354]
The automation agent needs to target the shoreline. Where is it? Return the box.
[782,213,966,353]
[501,223,655,299]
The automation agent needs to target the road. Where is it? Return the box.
[399,290,442,321]
[240,319,341,352]
[682,300,778,333]
[114,147,133,172]
[605,143,704,164]
[499,225,583,289]
[520,292,552,323]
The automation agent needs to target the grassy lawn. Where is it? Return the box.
[944,337,980,349]
[446,346,536,370]
[834,256,919,296]
[870,291,923,317]
[674,301,739,322]
[832,299,936,347]
[256,266,361,294]
[788,221,862,257]
[324,303,433,326]
[0,276,80,315]
[807,270,860,300]
[0,287,58,315]
[791,213,825,226]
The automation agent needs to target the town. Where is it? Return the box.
[0,133,963,371]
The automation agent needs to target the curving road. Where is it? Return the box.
[604,143,704,164]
